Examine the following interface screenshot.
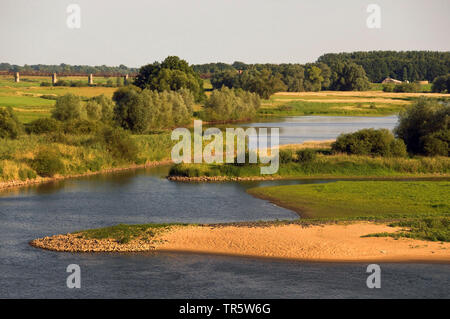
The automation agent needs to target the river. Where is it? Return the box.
[1,116,449,298]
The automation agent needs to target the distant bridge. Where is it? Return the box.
[0,71,137,84]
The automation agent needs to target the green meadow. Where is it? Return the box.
[247,181,450,241]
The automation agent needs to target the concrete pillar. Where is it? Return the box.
[52,73,58,85]
[123,74,129,85]
[14,72,20,83]
[88,74,94,85]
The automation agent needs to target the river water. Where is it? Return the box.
[1,116,449,298]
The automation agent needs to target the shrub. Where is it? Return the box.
[393,82,421,93]
[32,148,64,177]
[389,139,408,157]
[332,128,407,157]
[63,119,102,135]
[382,83,395,92]
[26,118,61,134]
[279,149,294,164]
[295,149,317,162]
[113,86,192,133]
[40,82,52,87]
[0,107,22,139]
[432,74,450,93]
[100,127,138,161]
[52,94,84,121]
[422,130,449,156]
[18,168,37,181]
[395,97,449,155]
[202,87,260,122]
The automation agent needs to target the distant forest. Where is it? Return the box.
[193,51,450,83]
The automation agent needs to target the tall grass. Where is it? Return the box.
[0,132,174,182]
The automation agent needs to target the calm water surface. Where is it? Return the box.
[1,116,448,298]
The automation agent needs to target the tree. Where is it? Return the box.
[432,74,450,93]
[332,128,406,157]
[112,86,152,133]
[305,65,324,91]
[112,86,192,133]
[202,87,260,122]
[134,56,205,102]
[0,107,22,139]
[395,97,449,155]
[329,62,370,91]
[52,94,84,121]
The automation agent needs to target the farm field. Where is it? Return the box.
[0,75,120,122]
[260,91,449,117]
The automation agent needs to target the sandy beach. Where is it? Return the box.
[31,222,450,263]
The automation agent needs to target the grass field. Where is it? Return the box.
[259,91,448,117]
[247,181,450,241]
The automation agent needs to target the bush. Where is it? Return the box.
[432,74,450,93]
[332,128,407,157]
[113,86,192,133]
[63,119,102,135]
[100,127,138,161]
[202,87,260,122]
[32,148,65,177]
[279,149,294,164]
[52,94,84,121]
[422,130,449,156]
[26,118,61,134]
[393,82,421,93]
[40,81,52,87]
[395,97,449,155]
[0,107,22,139]
[295,149,317,162]
[382,83,395,92]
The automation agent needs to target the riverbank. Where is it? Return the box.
[167,154,450,181]
[30,222,450,262]
[0,160,172,190]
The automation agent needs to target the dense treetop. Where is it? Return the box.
[133,56,205,102]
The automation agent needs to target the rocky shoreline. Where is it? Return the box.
[0,160,172,190]
[29,233,163,252]
[166,175,282,182]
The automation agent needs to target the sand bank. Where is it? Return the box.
[31,223,450,263]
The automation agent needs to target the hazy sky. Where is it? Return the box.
[1,0,449,67]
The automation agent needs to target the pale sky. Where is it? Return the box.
[0,0,449,67]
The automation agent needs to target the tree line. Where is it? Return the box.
[208,61,370,98]
[317,51,450,83]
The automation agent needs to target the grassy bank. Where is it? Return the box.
[168,154,450,179]
[259,100,406,117]
[247,181,450,241]
[79,223,189,244]
[0,132,174,183]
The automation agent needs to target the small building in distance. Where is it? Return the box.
[418,80,429,85]
[381,77,402,84]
